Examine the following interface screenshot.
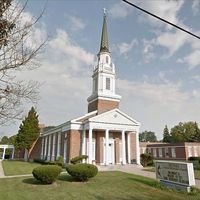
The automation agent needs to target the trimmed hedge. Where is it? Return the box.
[55,156,64,167]
[33,158,46,164]
[188,157,200,161]
[32,165,62,184]
[66,163,98,181]
[70,155,88,164]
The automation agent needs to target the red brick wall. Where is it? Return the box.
[29,137,42,160]
[88,99,119,113]
[68,130,81,160]
[130,132,136,162]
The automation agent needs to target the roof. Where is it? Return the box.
[99,13,109,53]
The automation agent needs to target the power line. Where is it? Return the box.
[122,0,200,40]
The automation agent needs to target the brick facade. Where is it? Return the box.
[88,99,119,113]
[68,130,81,160]
[140,142,200,160]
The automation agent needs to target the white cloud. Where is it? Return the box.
[142,38,155,63]
[117,39,138,55]
[131,0,184,28]
[192,0,200,15]
[155,29,190,57]
[49,29,94,66]
[177,50,200,69]
[118,79,188,106]
[117,78,200,138]
[66,15,86,31]
[109,1,132,19]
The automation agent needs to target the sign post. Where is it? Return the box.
[155,160,195,192]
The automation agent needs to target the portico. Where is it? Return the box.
[82,109,141,165]
[0,145,15,160]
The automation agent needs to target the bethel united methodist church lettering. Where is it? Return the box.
[30,12,141,165]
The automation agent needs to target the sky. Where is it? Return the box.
[1,0,200,140]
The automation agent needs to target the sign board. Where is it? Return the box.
[155,160,195,187]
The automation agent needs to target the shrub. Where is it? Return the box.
[188,157,200,161]
[32,165,62,184]
[70,155,88,164]
[33,158,46,164]
[55,156,64,167]
[66,163,98,181]
[141,153,154,167]
[43,160,56,165]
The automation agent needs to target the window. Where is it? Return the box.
[194,147,198,157]
[94,78,98,91]
[158,148,162,157]
[188,147,192,157]
[153,148,157,157]
[165,147,169,157]
[106,56,109,64]
[171,148,176,158]
[106,77,110,90]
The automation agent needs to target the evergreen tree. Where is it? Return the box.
[163,125,171,143]
[15,107,39,153]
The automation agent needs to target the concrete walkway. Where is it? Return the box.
[0,160,5,178]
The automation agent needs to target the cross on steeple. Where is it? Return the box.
[103,8,107,16]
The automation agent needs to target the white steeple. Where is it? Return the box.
[87,11,121,105]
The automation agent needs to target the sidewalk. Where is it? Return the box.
[0,160,5,178]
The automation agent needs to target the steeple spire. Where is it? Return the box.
[99,9,109,53]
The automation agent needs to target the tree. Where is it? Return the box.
[15,107,40,158]
[170,121,200,142]
[0,136,9,144]
[0,134,16,144]
[0,0,45,125]
[162,125,171,143]
[139,131,157,142]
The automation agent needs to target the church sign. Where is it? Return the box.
[155,160,195,192]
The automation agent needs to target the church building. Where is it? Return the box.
[31,12,141,165]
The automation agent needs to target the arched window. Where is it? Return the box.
[106,77,110,90]
[106,56,109,64]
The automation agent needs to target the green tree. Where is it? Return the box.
[15,107,40,158]
[170,121,200,142]
[139,131,157,142]
[163,125,171,143]
[0,136,9,144]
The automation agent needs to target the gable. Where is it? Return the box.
[89,109,140,126]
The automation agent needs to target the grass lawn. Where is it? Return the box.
[2,160,41,176]
[0,171,199,200]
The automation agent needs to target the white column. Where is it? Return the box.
[105,129,109,165]
[47,135,51,161]
[51,134,56,161]
[127,132,131,164]
[122,130,126,165]
[41,137,44,159]
[64,136,67,164]
[136,128,140,165]
[88,128,93,164]
[82,129,86,156]
[45,136,48,159]
[57,132,61,159]
[11,147,14,159]
[2,148,6,160]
